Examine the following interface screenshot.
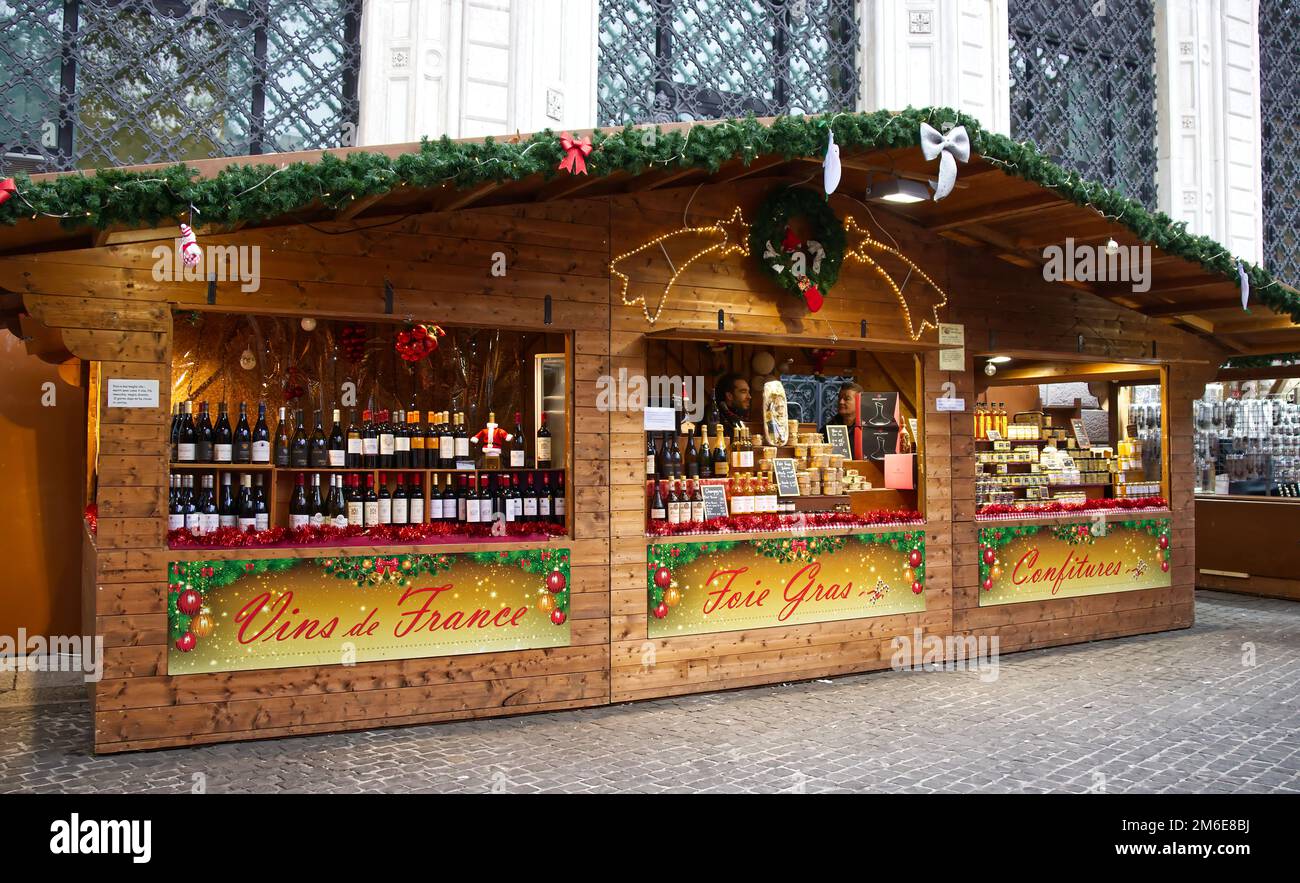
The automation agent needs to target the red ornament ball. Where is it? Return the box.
[1160,560,1170,572]
[177,589,203,616]
[982,577,993,591]
[982,548,995,566]
[909,549,923,567]
[653,602,668,619]
[1158,535,1169,550]
[550,608,567,626]
[174,632,197,653]
[546,569,566,593]
[911,581,923,595]
[653,566,672,588]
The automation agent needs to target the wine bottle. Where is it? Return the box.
[511,411,526,468]
[424,411,439,469]
[394,409,411,469]
[310,473,325,527]
[328,409,346,467]
[289,474,309,529]
[195,402,214,463]
[345,408,362,467]
[377,409,395,469]
[713,424,729,477]
[378,476,393,525]
[539,472,552,521]
[233,402,252,463]
[552,472,566,525]
[465,476,480,525]
[168,403,182,462]
[289,408,308,468]
[690,479,705,522]
[522,473,538,522]
[309,409,328,468]
[685,428,698,478]
[212,402,233,463]
[237,474,256,532]
[363,473,379,526]
[201,475,220,535]
[252,402,271,463]
[457,475,469,523]
[697,425,711,478]
[646,433,657,478]
[409,411,425,469]
[439,411,454,469]
[177,401,196,462]
[409,473,425,524]
[253,474,269,531]
[345,475,364,527]
[649,479,666,521]
[455,412,470,461]
[168,475,184,531]
[362,408,378,468]
[535,412,552,469]
[219,473,237,529]
[390,474,407,525]
[274,407,290,467]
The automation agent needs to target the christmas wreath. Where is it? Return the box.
[749,187,846,312]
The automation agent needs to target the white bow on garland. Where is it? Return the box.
[919,123,970,201]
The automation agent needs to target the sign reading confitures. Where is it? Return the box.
[977,518,1172,606]
[647,531,926,638]
[166,549,571,675]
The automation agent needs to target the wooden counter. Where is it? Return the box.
[1195,495,1300,600]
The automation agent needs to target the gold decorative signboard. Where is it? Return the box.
[977,518,1171,606]
[647,531,926,638]
[166,549,571,675]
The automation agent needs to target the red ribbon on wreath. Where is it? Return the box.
[557,132,592,175]
[374,557,399,575]
[395,323,445,362]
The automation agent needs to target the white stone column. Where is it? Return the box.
[357,0,598,147]
[1156,0,1263,262]
[860,0,1010,135]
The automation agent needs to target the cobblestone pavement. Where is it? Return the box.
[1,591,1296,794]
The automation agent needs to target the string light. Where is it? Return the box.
[842,217,949,341]
[610,206,752,326]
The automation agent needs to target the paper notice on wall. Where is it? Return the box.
[643,406,676,431]
[936,397,965,413]
[939,346,965,372]
[106,378,159,409]
[938,323,964,346]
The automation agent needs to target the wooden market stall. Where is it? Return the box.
[0,108,1295,752]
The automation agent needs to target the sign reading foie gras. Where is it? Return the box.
[977,518,1172,606]
[166,549,571,675]
[647,531,926,638]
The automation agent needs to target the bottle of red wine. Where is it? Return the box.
[345,475,364,527]
[308,409,328,468]
[176,401,196,462]
[539,472,552,522]
[535,412,552,469]
[523,473,539,522]
[378,409,396,469]
[252,401,271,463]
[511,411,526,468]
[253,474,269,531]
[345,409,362,468]
[649,479,666,522]
[290,408,309,468]
[409,474,424,524]
[213,402,233,463]
[195,402,214,463]
[327,409,345,468]
[169,403,182,462]
[362,408,378,468]
[310,473,325,528]
[363,473,379,526]
[331,476,349,528]
[273,407,290,467]
[392,474,409,525]
[378,476,393,525]
[237,474,256,532]
[456,474,469,524]
[233,402,252,463]
[393,409,410,469]
[289,474,309,529]
[219,473,237,529]
[552,472,565,525]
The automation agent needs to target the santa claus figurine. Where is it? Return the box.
[471,412,514,467]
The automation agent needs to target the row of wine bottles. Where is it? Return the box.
[169,401,552,469]
[168,470,566,534]
[646,423,757,480]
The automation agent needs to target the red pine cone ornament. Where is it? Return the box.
[395,323,446,362]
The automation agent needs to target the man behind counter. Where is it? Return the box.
[714,373,751,430]
[821,382,863,436]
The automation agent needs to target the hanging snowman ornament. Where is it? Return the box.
[178,223,202,268]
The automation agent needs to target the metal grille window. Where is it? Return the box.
[597,0,858,126]
[1261,0,1299,286]
[0,0,361,174]
[1009,0,1158,208]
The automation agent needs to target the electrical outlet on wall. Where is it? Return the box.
[546,88,563,121]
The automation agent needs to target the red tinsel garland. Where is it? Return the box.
[84,503,98,535]
[976,496,1168,518]
[646,510,924,537]
[168,520,566,549]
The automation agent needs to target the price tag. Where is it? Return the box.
[643,406,676,431]
[824,424,852,460]
[700,483,730,520]
[1070,418,1091,449]
[106,378,159,409]
[773,458,801,497]
[455,459,477,470]
[936,397,965,413]
[985,428,1003,441]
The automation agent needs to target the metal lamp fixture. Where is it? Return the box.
[866,176,930,204]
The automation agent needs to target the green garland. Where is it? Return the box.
[1222,352,1300,369]
[748,187,846,307]
[4,107,1290,320]
[977,518,1171,585]
[166,558,300,639]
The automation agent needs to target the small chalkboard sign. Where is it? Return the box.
[700,483,730,520]
[1070,417,1091,449]
[825,424,852,460]
[773,458,801,497]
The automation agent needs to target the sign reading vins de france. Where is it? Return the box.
[166,549,572,675]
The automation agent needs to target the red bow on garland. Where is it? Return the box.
[557,132,593,175]
[374,557,400,575]
[0,178,16,206]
